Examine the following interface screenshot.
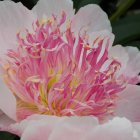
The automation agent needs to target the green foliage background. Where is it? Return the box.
[0,0,140,139]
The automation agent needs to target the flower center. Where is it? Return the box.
[1,12,126,121]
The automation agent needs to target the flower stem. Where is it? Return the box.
[110,0,136,22]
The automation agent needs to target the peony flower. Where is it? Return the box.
[0,0,140,139]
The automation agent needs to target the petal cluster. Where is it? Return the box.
[1,11,125,121]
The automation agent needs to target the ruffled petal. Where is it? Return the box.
[109,45,129,74]
[109,45,140,84]
[1,115,139,140]
[0,78,17,121]
[6,115,62,137]
[0,115,98,139]
[115,84,140,122]
[0,1,36,57]
[32,0,74,18]
[85,117,138,140]
[71,4,112,33]
[48,117,98,140]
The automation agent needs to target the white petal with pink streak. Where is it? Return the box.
[0,1,36,57]
[109,45,140,84]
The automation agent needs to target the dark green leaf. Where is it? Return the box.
[110,0,136,22]
[112,14,140,44]
[100,0,118,17]
[73,0,102,12]
[0,132,20,140]
[125,41,140,50]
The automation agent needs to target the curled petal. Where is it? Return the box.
[123,47,140,84]
[85,117,139,140]
[71,4,112,33]
[0,77,17,121]
[33,0,74,18]
[109,45,140,84]
[0,0,36,57]
[115,84,140,122]
[109,45,129,74]
[1,115,139,140]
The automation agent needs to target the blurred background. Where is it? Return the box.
[0,0,140,139]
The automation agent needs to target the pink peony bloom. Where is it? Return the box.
[0,0,140,139]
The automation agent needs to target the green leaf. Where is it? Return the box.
[0,132,20,140]
[110,0,136,22]
[112,14,140,45]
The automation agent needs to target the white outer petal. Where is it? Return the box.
[109,45,140,84]
[48,117,98,140]
[71,4,112,33]
[109,45,129,74]
[1,115,139,140]
[115,84,140,122]
[32,0,74,19]
[85,117,138,140]
[0,0,36,57]
[124,46,140,78]
[0,77,17,121]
